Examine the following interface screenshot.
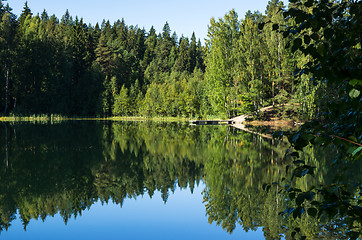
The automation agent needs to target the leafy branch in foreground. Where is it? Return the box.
[264,0,362,239]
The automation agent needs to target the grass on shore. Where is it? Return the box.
[0,114,200,123]
[0,114,69,123]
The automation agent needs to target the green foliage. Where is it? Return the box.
[0,0,337,120]
[0,4,206,118]
[204,2,316,119]
[140,71,206,117]
[113,85,129,116]
[205,9,240,118]
[270,0,362,238]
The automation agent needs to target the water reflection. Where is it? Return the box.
[0,121,360,239]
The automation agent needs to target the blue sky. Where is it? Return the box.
[4,0,289,41]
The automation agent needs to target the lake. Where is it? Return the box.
[0,121,360,239]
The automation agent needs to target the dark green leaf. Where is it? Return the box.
[307,208,317,217]
[304,35,311,45]
[314,136,326,145]
[262,183,269,190]
[317,43,327,57]
[283,30,290,38]
[272,24,279,31]
[296,194,305,205]
[302,134,314,142]
[258,22,265,30]
[292,133,300,143]
[294,139,308,150]
[304,0,314,7]
[286,165,290,174]
[293,207,305,218]
[347,146,358,154]
[304,192,315,201]
[326,207,338,218]
[292,38,303,52]
[311,33,319,40]
[293,160,305,165]
[324,28,334,39]
[289,192,296,199]
[349,79,362,87]
[290,152,300,158]
[294,165,314,178]
[293,208,299,219]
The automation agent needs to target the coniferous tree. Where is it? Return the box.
[157,22,173,72]
[0,3,17,114]
[173,36,190,72]
[143,26,157,67]
[18,1,31,25]
[189,32,197,72]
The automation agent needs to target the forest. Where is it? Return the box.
[0,0,361,238]
[0,0,352,119]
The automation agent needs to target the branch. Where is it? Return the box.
[330,135,362,147]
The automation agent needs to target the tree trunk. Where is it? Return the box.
[277,35,282,110]
[4,64,9,114]
[272,80,275,108]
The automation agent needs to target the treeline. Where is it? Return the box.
[0,0,338,118]
[0,1,206,117]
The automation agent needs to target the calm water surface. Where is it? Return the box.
[0,121,358,239]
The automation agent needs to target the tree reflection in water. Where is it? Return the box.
[0,121,360,239]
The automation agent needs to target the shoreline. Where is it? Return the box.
[0,116,192,123]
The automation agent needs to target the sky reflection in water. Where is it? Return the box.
[2,183,263,240]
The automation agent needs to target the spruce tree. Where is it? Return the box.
[0,4,17,114]
[18,1,32,25]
